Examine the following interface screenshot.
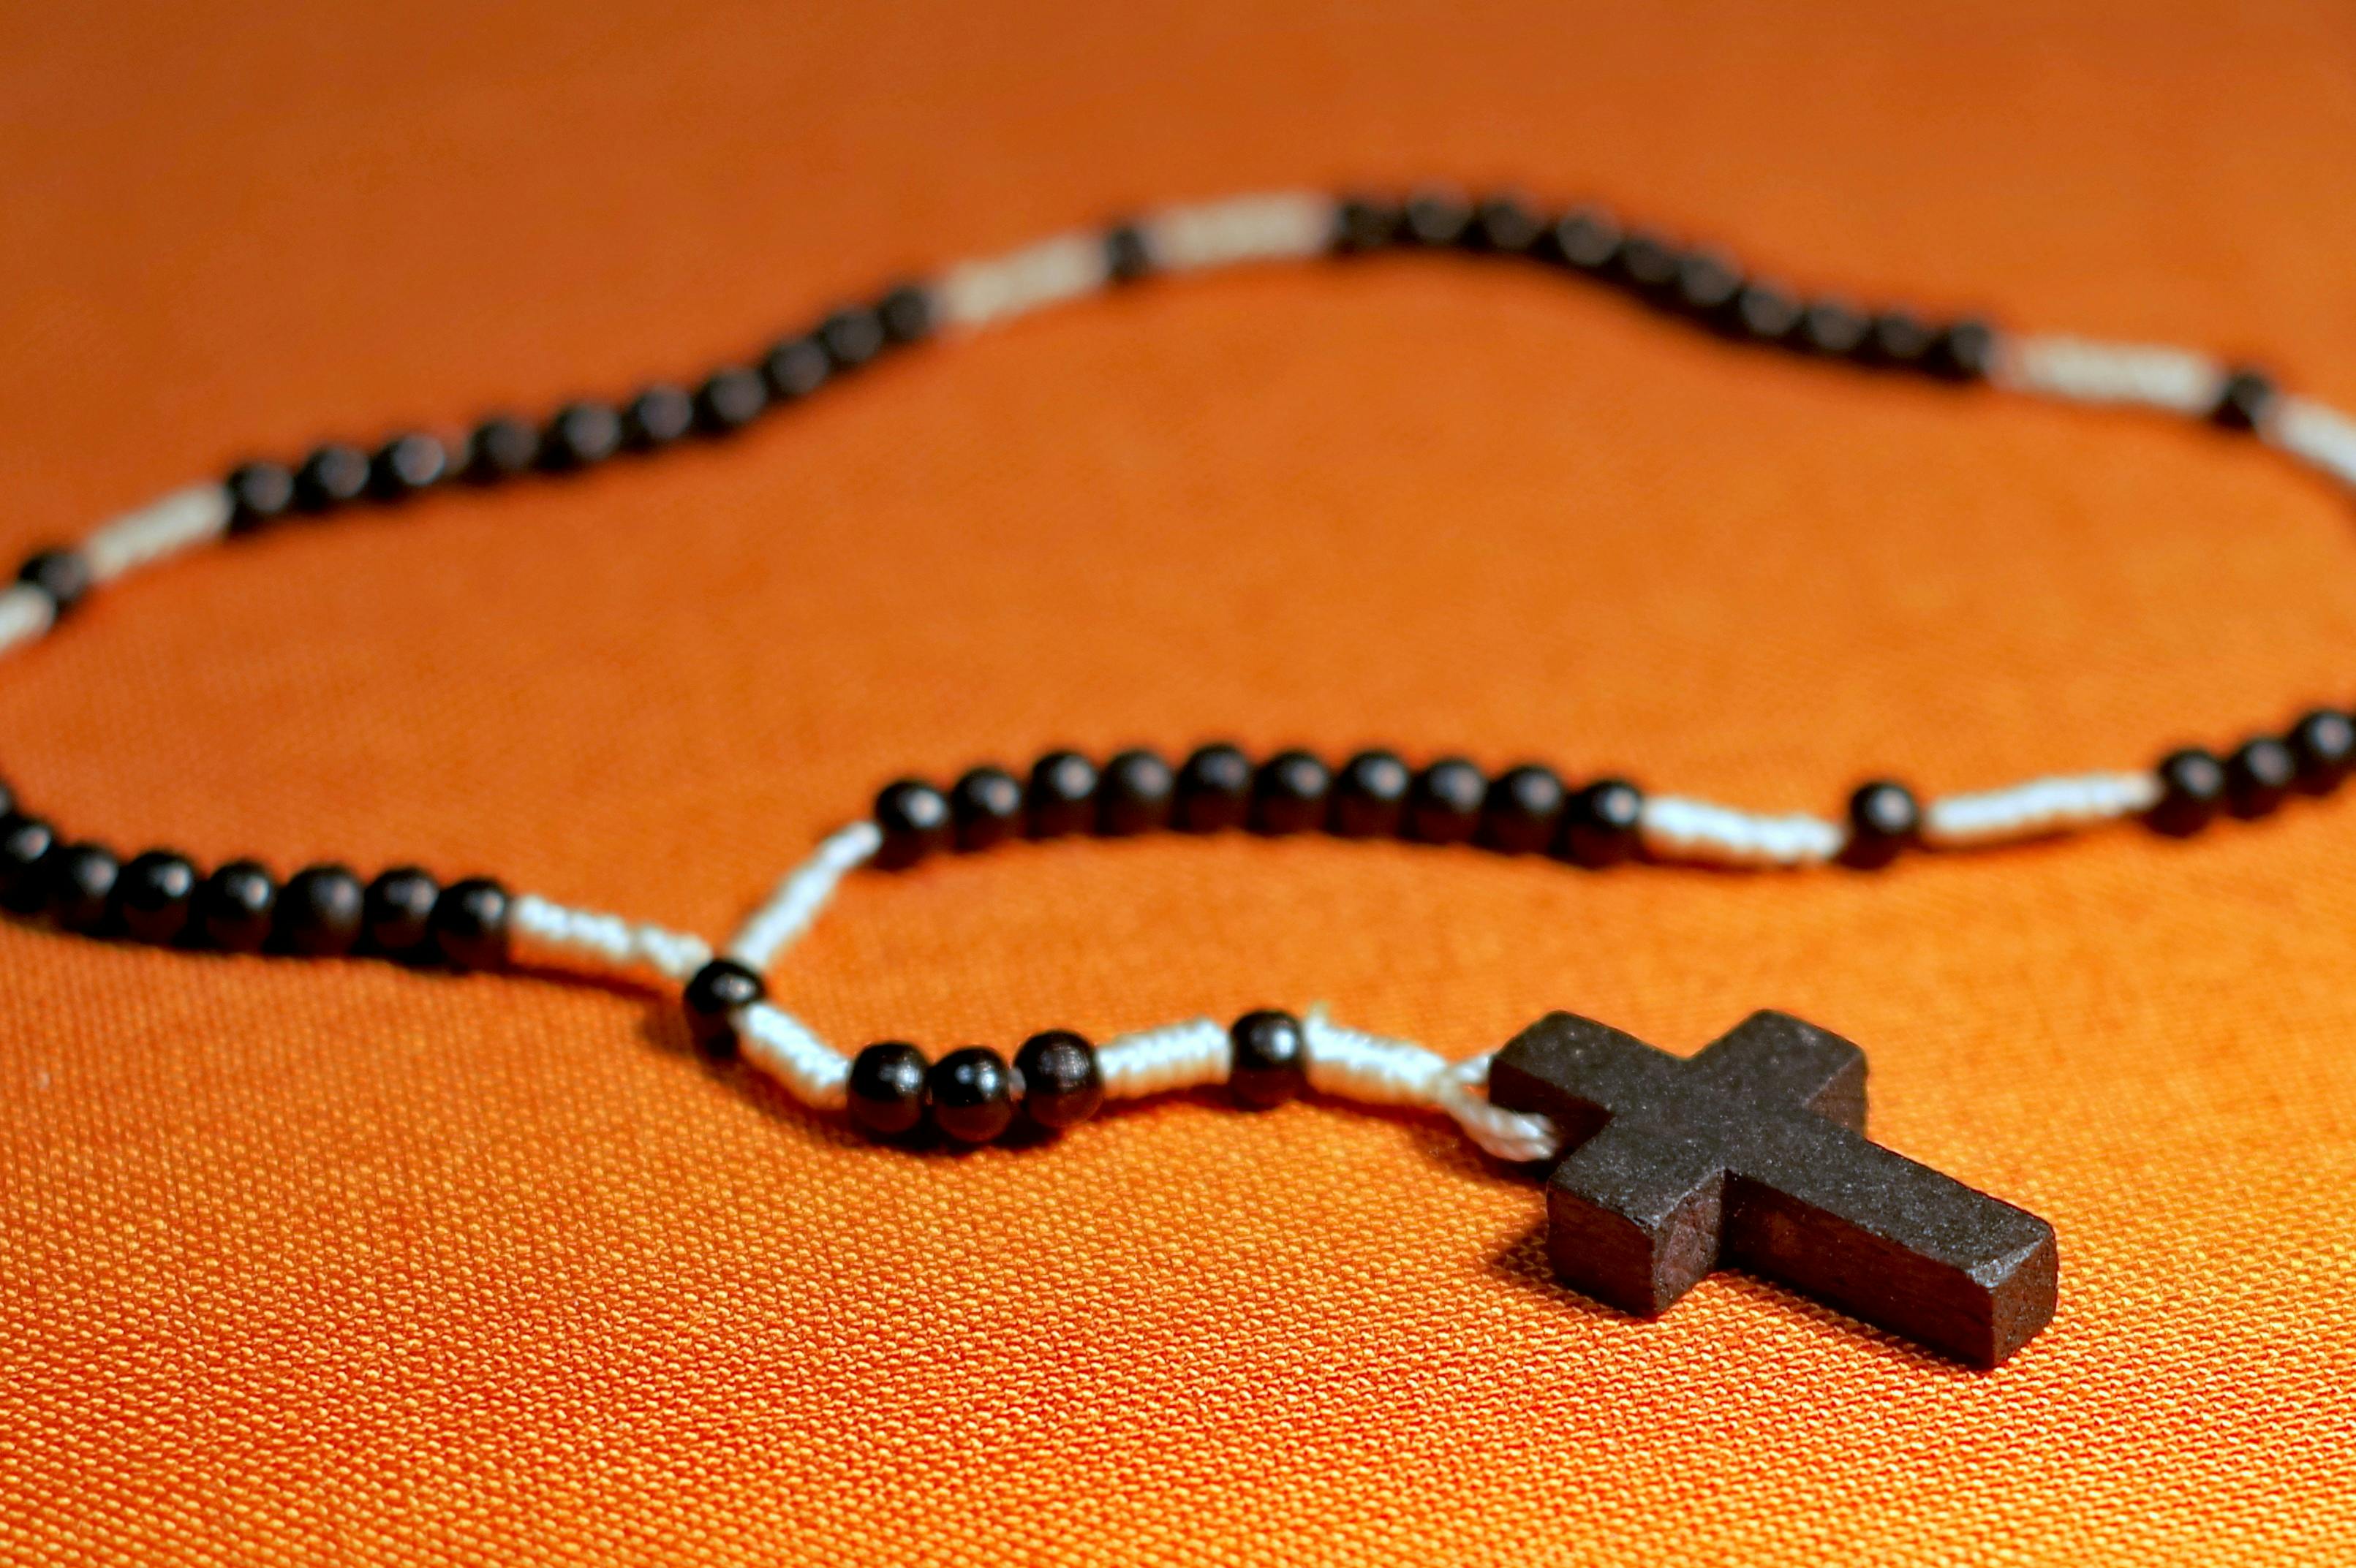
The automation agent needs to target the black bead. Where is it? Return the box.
[1547,208,1622,273]
[276,863,365,957]
[928,1045,1014,1144]
[369,432,448,499]
[1103,221,1153,282]
[847,1041,929,1137]
[1332,194,1401,254]
[0,778,12,818]
[540,402,624,469]
[1401,188,1472,247]
[876,283,935,346]
[949,765,1025,852]
[1025,751,1100,838]
[113,849,197,945]
[1613,232,1682,294]
[1481,763,1567,854]
[874,779,952,868]
[1405,757,1487,844]
[1863,311,1936,369]
[428,876,510,970]
[1563,777,1645,867]
[1799,299,1870,357]
[2148,747,2227,837]
[293,443,371,511]
[1251,750,1332,836]
[1014,1029,1102,1129]
[763,335,831,402]
[2288,708,2356,793]
[1228,1009,1307,1110]
[461,415,540,482]
[1926,318,1997,382]
[819,306,886,370]
[46,841,119,933]
[1331,749,1411,838]
[16,549,91,616]
[225,461,297,531]
[1098,748,1175,836]
[2211,367,2277,433]
[1729,281,1802,344]
[1174,743,1253,833]
[362,866,440,957]
[2226,736,2298,819]
[195,859,276,952]
[0,813,57,914]
[1670,251,1742,317]
[1469,193,1546,255]
[623,385,696,450]
[681,958,765,1058]
[695,366,769,433]
[1842,780,1921,869]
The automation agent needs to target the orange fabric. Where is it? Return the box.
[4,2,2355,1562]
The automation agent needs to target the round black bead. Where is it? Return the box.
[928,1045,1014,1144]
[1174,743,1253,833]
[541,402,624,469]
[113,849,197,944]
[1799,299,1870,357]
[2226,736,2298,819]
[819,306,886,370]
[763,335,831,401]
[461,415,540,482]
[369,432,448,499]
[2149,747,2227,837]
[362,866,440,957]
[1025,751,1100,839]
[1469,193,1545,255]
[225,461,297,531]
[1251,750,1332,836]
[1332,194,1401,254]
[949,765,1026,852]
[1406,757,1487,844]
[1864,311,1936,369]
[1331,749,1411,838]
[2288,708,2356,793]
[2211,367,2277,432]
[876,283,935,346]
[681,958,765,1058]
[47,841,119,933]
[1228,1009,1307,1110]
[695,366,769,433]
[1401,188,1472,247]
[1729,281,1802,344]
[623,385,696,450]
[1842,780,1921,869]
[1563,777,1645,867]
[1671,251,1743,316]
[293,443,371,511]
[847,1041,929,1137]
[428,876,511,970]
[1104,221,1153,282]
[1481,763,1567,854]
[1614,232,1682,294]
[0,813,57,914]
[1014,1029,1102,1130]
[276,863,365,957]
[16,549,91,616]
[874,779,952,869]
[1547,208,1622,272]
[1926,318,1997,382]
[195,859,276,952]
[1098,748,1175,836]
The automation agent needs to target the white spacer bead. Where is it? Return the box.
[2266,395,2356,490]
[1637,795,1846,868]
[1920,770,2161,847]
[1140,191,1337,273]
[0,583,56,657]
[1097,1017,1231,1098]
[80,482,235,586]
[728,819,883,972]
[933,231,1113,332]
[736,1001,852,1110]
[1991,333,2225,417]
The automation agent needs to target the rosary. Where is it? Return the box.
[10,187,2352,1370]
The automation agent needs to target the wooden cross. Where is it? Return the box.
[1487,1010,2058,1367]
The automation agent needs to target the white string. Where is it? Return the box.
[1141,191,1337,273]
[0,584,55,657]
[934,232,1111,332]
[736,1001,852,1110]
[1097,1017,1231,1098]
[1922,770,2162,848]
[1638,795,1846,868]
[1993,333,2224,416]
[1302,1007,1561,1162]
[508,893,714,982]
[2268,395,2356,490]
[80,482,235,585]
[727,820,883,970]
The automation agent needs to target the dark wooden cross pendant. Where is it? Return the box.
[1487,1010,2058,1367]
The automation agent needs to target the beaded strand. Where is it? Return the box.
[5,186,2355,1160]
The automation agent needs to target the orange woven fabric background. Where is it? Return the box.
[5,2,2355,1562]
